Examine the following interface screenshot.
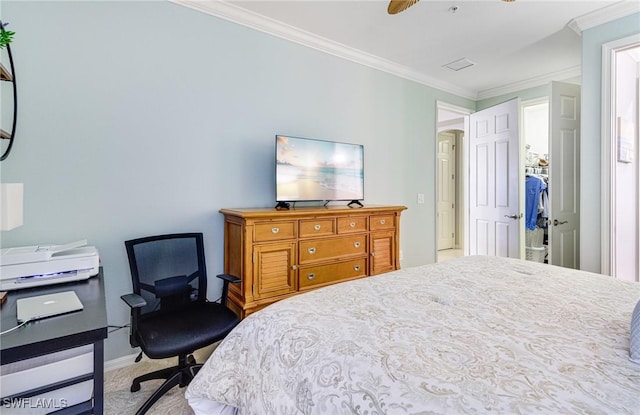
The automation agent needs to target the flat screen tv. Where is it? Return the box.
[276,135,364,207]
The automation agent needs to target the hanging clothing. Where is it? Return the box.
[537,188,549,229]
[525,175,546,230]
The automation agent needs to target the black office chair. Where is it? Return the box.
[121,233,240,415]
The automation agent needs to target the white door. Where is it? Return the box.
[549,81,580,269]
[469,98,522,257]
[437,132,456,250]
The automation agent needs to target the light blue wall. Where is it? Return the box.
[580,12,640,273]
[475,75,582,111]
[0,1,473,360]
[476,84,550,110]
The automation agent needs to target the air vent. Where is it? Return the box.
[443,58,475,71]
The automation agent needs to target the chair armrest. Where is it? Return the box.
[216,274,240,307]
[216,273,241,284]
[121,293,147,309]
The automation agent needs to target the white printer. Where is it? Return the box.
[0,240,99,291]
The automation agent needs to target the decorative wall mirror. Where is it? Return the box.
[1,20,17,161]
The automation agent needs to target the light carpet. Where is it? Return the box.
[104,344,218,414]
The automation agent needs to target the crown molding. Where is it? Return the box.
[568,1,640,35]
[436,101,473,115]
[476,65,581,101]
[170,0,478,100]
[170,0,632,102]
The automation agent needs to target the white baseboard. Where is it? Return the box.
[104,342,220,373]
[104,351,141,373]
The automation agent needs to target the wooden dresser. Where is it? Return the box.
[220,205,407,318]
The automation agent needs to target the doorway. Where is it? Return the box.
[437,130,462,258]
[464,85,580,266]
[601,35,640,282]
[520,84,582,269]
[436,102,470,262]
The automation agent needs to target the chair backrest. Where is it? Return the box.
[125,233,207,316]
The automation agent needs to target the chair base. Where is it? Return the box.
[131,354,200,415]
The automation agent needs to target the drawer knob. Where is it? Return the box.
[371,252,376,257]
[307,273,316,280]
[379,219,386,225]
[314,224,321,231]
[271,227,280,234]
[354,241,361,248]
[349,222,356,228]
[354,265,360,271]
[291,265,297,271]
[308,247,316,254]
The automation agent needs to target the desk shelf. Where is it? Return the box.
[0,269,107,414]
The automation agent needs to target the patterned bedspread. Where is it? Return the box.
[186,256,640,415]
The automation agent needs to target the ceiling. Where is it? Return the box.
[175,0,639,100]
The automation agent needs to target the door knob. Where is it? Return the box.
[504,214,522,220]
[553,219,568,226]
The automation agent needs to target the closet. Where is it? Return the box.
[465,83,579,267]
[523,100,549,263]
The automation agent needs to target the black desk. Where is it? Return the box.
[0,268,108,414]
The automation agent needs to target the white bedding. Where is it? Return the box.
[186,256,640,414]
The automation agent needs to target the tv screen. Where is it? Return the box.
[276,135,364,203]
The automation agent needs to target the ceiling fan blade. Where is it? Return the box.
[387,0,420,15]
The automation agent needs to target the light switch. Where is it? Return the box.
[417,193,425,204]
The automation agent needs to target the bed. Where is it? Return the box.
[185,255,640,415]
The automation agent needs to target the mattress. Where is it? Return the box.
[186,255,640,414]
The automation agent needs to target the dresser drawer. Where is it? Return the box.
[299,258,367,290]
[337,216,367,234]
[299,235,367,263]
[299,218,336,238]
[370,214,395,230]
[254,221,296,241]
